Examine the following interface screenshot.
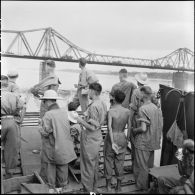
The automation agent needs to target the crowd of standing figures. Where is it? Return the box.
[1,58,194,194]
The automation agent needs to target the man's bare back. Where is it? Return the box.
[109,105,130,133]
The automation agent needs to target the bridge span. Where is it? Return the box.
[1,27,194,72]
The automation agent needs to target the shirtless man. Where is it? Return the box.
[104,89,131,192]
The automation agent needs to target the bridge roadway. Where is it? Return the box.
[2,53,194,72]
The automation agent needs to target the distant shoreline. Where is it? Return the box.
[58,68,194,80]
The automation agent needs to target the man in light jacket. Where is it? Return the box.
[38,90,77,189]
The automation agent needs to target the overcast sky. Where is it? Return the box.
[1,1,194,74]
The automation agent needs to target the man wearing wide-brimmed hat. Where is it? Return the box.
[38,90,77,190]
[7,70,20,95]
[69,57,99,113]
[30,60,61,118]
[1,75,25,179]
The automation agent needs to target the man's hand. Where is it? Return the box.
[112,143,119,154]
[38,119,42,126]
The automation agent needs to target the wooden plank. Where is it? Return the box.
[21,183,49,193]
[3,174,35,194]
[34,171,45,184]
[97,173,135,188]
[149,164,180,179]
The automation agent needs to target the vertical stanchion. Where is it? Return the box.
[1,134,4,194]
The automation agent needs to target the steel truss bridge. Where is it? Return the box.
[1,27,194,72]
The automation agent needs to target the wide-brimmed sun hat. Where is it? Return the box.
[68,111,79,123]
[40,90,64,100]
[7,71,19,78]
[135,73,148,85]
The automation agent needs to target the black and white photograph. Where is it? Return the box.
[1,1,194,194]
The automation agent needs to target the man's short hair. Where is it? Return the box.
[140,86,152,95]
[113,89,126,104]
[79,58,87,67]
[46,60,56,68]
[89,82,102,95]
[68,102,77,111]
[119,68,128,74]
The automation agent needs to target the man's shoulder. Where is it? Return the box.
[2,90,17,97]
[110,105,129,113]
[140,103,158,113]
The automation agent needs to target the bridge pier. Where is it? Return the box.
[39,61,49,81]
[172,71,188,91]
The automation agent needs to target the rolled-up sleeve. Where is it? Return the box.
[130,94,138,112]
[87,105,101,128]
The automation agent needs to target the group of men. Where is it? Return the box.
[1,58,193,194]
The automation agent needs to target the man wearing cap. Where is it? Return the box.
[38,90,77,189]
[7,70,20,95]
[70,57,99,113]
[1,75,25,179]
[158,139,194,194]
[30,60,61,118]
[110,68,136,108]
[75,83,107,193]
[131,86,163,191]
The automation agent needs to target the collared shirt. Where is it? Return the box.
[78,67,98,88]
[129,87,143,113]
[39,103,77,164]
[1,88,23,116]
[86,98,107,129]
[7,80,20,94]
[134,102,163,151]
[110,80,137,108]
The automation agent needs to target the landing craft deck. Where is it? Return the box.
[2,111,137,194]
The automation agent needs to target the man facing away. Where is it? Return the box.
[70,58,99,113]
[132,86,163,191]
[110,68,136,108]
[38,90,77,189]
[104,90,131,192]
[75,83,107,193]
[30,60,61,118]
[1,75,25,179]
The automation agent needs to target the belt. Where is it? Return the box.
[1,115,14,119]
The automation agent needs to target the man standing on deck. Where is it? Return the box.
[30,60,61,118]
[1,75,25,179]
[132,86,163,191]
[75,83,107,193]
[104,90,131,192]
[38,90,77,189]
[69,58,99,113]
[110,68,136,108]
[7,70,20,95]
[127,73,148,173]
